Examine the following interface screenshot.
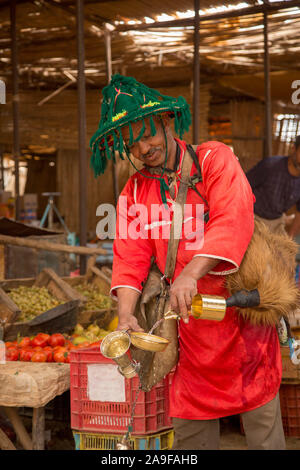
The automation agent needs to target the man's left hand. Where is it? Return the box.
[169,256,220,324]
[169,273,198,324]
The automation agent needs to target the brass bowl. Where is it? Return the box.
[130,332,169,352]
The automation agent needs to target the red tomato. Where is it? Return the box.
[5,347,19,361]
[19,348,34,362]
[43,346,53,362]
[31,335,49,348]
[53,347,68,363]
[31,351,47,363]
[5,342,16,349]
[36,333,50,345]
[18,337,32,348]
[49,333,65,348]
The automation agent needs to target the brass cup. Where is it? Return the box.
[191,294,226,321]
[100,331,138,378]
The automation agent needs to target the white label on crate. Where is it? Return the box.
[87,363,126,402]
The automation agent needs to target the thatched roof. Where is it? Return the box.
[0,0,299,102]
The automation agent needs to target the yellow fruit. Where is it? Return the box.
[74,324,85,335]
[107,315,119,332]
[72,336,89,345]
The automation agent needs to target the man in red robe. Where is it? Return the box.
[90,75,286,450]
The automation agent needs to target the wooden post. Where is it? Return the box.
[32,407,45,450]
[193,0,200,144]
[2,406,33,450]
[0,427,16,450]
[104,23,119,206]
[263,8,272,158]
[10,0,20,220]
[76,0,88,275]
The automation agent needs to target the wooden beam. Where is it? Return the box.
[32,407,45,451]
[193,0,200,144]
[104,23,119,206]
[0,427,16,450]
[2,407,33,450]
[116,0,300,31]
[76,0,88,275]
[10,0,20,220]
[263,9,272,158]
[0,234,107,255]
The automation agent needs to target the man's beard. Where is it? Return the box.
[142,146,163,165]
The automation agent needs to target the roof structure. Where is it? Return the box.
[0,0,299,97]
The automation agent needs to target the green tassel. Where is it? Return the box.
[119,132,124,156]
[100,149,107,174]
[134,118,145,142]
[149,116,156,136]
[104,136,111,160]
[129,122,134,146]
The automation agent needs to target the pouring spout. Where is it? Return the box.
[164,310,180,320]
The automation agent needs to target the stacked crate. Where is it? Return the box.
[70,346,174,450]
[280,343,300,437]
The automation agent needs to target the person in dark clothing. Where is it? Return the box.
[246,135,300,237]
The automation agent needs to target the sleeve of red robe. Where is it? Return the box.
[190,141,254,275]
[110,177,153,300]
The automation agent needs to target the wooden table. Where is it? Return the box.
[0,362,70,450]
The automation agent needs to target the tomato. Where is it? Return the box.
[43,346,53,362]
[53,347,69,363]
[19,348,34,362]
[17,337,31,348]
[49,333,65,348]
[5,347,19,361]
[31,334,49,348]
[33,346,43,352]
[37,333,50,345]
[5,342,16,349]
[31,351,47,362]
[52,345,65,355]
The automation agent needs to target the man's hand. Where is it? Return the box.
[114,287,144,332]
[169,256,220,324]
[116,314,144,332]
[169,273,198,324]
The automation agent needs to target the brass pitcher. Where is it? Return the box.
[100,331,139,379]
[164,289,260,322]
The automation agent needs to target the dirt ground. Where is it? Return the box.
[1,410,299,450]
[10,416,300,450]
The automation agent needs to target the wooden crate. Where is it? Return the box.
[63,264,116,328]
[281,346,300,383]
[1,267,83,341]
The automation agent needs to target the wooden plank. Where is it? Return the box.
[0,287,20,324]
[0,427,16,450]
[35,268,85,303]
[0,234,107,255]
[2,406,33,450]
[32,407,45,450]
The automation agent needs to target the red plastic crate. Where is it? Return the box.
[70,346,172,435]
[280,383,300,437]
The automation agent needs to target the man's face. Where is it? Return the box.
[121,117,170,167]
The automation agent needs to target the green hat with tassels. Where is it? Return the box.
[90,74,191,204]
